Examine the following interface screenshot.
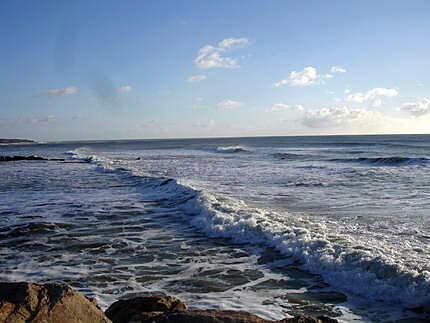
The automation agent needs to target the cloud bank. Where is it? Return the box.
[302,106,375,128]
[346,87,398,106]
[401,97,430,117]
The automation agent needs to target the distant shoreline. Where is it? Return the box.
[0,138,36,145]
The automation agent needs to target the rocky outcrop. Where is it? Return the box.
[0,282,339,323]
[0,156,65,162]
[105,294,338,323]
[0,282,110,323]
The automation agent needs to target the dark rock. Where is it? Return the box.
[0,283,339,323]
[284,292,347,305]
[279,316,338,323]
[148,309,270,323]
[105,294,187,323]
[0,282,111,323]
[105,294,339,323]
[0,155,65,162]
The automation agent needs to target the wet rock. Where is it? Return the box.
[105,294,187,323]
[0,155,65,162]
[0,282,339,323]
[279,316,338,323]
[147,309,270,323]
[105,294,339,323]
[0,282,111,323]
[284,292,347,305]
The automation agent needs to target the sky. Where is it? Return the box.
[0,0,429,141]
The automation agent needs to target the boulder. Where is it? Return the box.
[148,309,270,323]
[0,282,111,323]
[105,294,338,323]
[279,316,339,323]
[105,294,187,323]
[0,283,339,323]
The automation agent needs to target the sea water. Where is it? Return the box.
[0,135,429,322]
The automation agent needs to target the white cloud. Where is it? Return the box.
[187,74,207,83]
[346,87,398,105]
[195,37,249,69]
[268,103,304,112]
[217,99,243,109]
[344,88,350,94]
[372,99,383,108]
[330,65,346,73]
[218,37,249,50]
[302,106,375,128]
[401,97,430,117]
[119,85,132,93]
[42,87,78,96]
[273,67,332,87]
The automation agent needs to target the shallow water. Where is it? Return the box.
[0,135,429,322]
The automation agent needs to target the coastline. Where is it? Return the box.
[0,281,339,323]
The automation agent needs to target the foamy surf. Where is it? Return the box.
[67,148,430,312]
[215,145,251,153]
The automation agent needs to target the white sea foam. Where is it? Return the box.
[215,145,251,153]
[67,148,430,311]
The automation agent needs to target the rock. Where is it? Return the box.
[0,155,65,162]
[105,294,339,323]
[0,282,111,323]
[284,292,347,305]
[0,283,338,323]
[279,316,339,323]
[105,294,187,323]
[148,309,270,323]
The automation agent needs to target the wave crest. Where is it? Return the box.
[66,148,430,310]
[215,146,251,153]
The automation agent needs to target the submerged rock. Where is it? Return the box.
[0,282,111,323]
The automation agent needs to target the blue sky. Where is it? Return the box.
[0,0,429,140]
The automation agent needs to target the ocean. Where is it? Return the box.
[0,134,429,322]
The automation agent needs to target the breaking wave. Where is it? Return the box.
[67,148,430,311]
[215,146,251,153]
